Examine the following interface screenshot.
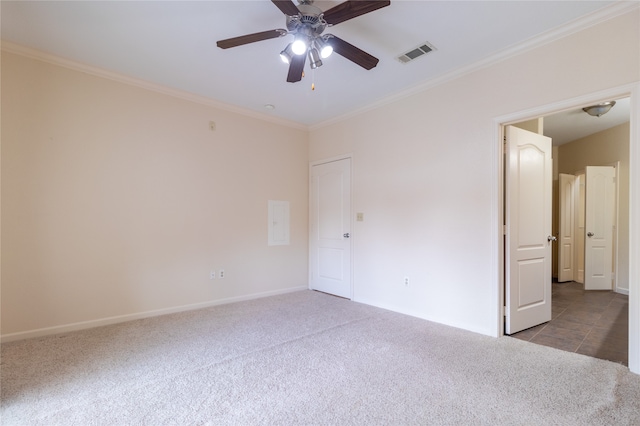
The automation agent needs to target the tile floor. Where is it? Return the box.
[510,281,629,366]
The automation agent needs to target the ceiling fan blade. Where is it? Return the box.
[287,54,306,83]
[323,0,390,25]
[271,0,300,16]
[217,29,287,49]
[330,36,379,70]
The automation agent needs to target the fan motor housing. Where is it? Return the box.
[286,3,327,37]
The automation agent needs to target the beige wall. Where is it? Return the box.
[558,122,631,292]
[309,10,639,335]
[1,52,309,337]
[513,118,543,135]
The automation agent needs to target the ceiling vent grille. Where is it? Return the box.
[397,42,436,64]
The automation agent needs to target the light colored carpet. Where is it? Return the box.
[2,290,639,425]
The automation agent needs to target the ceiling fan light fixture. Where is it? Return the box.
[308,47,322,69]
[582,101,616,117]
[316,36,333,58]
[217,0,390,84]
[280,43,294,64]
[291,36,308,55]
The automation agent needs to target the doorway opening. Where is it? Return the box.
[496,85,638,374]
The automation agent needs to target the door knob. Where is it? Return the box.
[587,232,594,237]
[547,235,557,242]
[343,233,350,238]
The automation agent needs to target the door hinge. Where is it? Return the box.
[503,225,507,235]
[503,306,507,317]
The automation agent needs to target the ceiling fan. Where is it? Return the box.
[216,0,391,83]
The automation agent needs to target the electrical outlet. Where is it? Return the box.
[210,271,215,280]
[219,269,225,279]
[404,276,410,286]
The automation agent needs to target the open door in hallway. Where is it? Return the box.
[558,173,577,282]
[309,158,352,299]
[505,126,553,334]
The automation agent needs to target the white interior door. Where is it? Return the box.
[575,173,585,284]
[505,126,553,334]
[309,158,352,298]
[584,166,615,290]
[558,173,576,282]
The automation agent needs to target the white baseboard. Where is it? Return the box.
[0,286,308,343]
[352,296,494,338]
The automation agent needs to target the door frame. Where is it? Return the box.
[309,154,354,300]
[612,161,623,294]
[492,83,639,375]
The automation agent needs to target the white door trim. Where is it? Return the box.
[309,154,354,300]
[310,153,355,168]
[492,82,640,375]
[612,161,624,294]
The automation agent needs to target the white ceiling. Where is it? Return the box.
[1,0,631,137]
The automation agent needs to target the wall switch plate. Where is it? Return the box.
[219,269,225,279]
[404,276,410,286]
[356,212,364,221]
[210,271,215,280]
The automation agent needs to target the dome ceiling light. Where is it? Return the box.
[582,101,616,117]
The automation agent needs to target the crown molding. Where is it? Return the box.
[3,1,637,133]
[310,1,640,131]
[1,41,309,132]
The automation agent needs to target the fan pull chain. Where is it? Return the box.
[311,68,315,91]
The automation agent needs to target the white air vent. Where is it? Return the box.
[397,42,436,64]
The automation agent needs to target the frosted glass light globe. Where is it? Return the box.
[292,38,307,55]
